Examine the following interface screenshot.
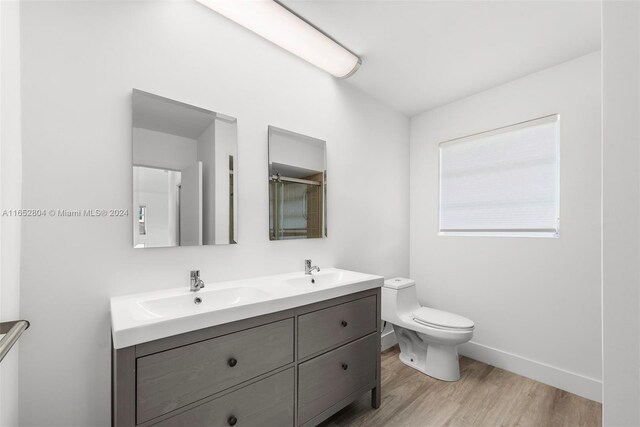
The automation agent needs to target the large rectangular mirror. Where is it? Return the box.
[132,89,238,248]
[268,126,326,240]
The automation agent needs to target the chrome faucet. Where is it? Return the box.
[304,259,320,275]
[190,270,205,292]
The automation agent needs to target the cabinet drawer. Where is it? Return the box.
[137,318,294,424]
[298,295,377,359]
[298,334,377,425]
[152,368,295,427]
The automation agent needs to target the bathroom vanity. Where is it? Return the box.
[111,269,382,426]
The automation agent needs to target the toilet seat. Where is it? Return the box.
[412,307,474,331]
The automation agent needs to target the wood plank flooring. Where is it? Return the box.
[321,345,601,427]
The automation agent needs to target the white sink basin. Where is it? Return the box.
[139,287,273,318]
[284,270,364,290]
[111,268,382,349]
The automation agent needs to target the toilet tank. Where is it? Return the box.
[384,278,415,290]
[382,278,419,323]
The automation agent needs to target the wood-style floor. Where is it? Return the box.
[321,345,602,427]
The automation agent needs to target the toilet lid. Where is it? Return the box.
[412,307,474,330]
[383,277,415,289]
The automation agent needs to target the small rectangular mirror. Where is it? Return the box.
[268,126,326,240]
[132,89,238,248]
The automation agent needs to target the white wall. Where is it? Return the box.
[197,120,216,244]
[602,1,640,424]
[213,118,237,244]
[0,0,22,425]
[410,52,602,401]
[166,170,180,247]
[18,1,409,425]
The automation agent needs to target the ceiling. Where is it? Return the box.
[281,1,602,116]
[133,90,215,139]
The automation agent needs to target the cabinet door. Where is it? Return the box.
[153,369,295,427]
[137,318,294,424]
[298,334,377,425]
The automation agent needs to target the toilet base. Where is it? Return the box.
[393,325,462,382]
[398,344,460,382]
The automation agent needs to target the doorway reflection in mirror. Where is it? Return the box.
[132,90,238,248]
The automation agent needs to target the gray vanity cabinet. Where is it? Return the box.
[137,319,294,424]
[298,295,377,359]
[112,288,381,427]
[152,369,295,427]
[298,335,377,425]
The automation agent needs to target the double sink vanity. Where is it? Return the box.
[115,89,381,425]
[111,268,383,426]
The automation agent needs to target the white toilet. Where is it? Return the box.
[382,277,474,381]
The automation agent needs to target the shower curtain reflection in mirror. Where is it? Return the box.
[268,126,326,240]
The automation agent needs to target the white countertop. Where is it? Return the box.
[110,268,383,349]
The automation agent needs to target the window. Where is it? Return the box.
[439,114,560,238]
[137,205,147,236]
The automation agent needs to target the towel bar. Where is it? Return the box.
[0,320,30,363]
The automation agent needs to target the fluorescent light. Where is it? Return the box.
[195,0,361,78]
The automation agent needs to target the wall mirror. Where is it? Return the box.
[132,89,238,248]
[268,126,326,240]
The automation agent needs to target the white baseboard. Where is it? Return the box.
[459,341,602,403]
[381,324,397,351]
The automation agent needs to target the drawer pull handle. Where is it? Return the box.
[228,415,238,426]
[228,358,238,367]
[341,320,348,327]
[342,363,349,371]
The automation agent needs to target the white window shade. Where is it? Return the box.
[439,115,560,237]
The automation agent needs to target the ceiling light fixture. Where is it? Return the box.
[194,0,362,79]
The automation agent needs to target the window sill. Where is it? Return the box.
[438,231,559,238]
